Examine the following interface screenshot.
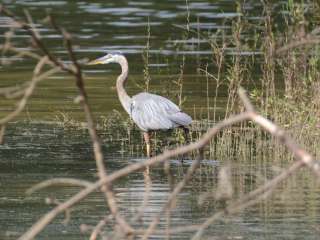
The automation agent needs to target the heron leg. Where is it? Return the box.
[178,127,190,162]
[143,131,151,158]
[183,127,190,143]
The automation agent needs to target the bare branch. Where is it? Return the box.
[45,197,72,225]
[62,29,134,234]
[23,9,41,39]
[131,169,152,224]
[191,160,304,239]
[26,178,93,195]
[0,44,44,62]
[238,87,255,112]
[0,64,60,125]
[277,37,320,54]
[249,113,320,177]
[17,112,250,240]
[0,5,72,74]
[0,68,59,123]
[0,5,133,235]
[0,125,5,144]
[17,86,320,240]
[89,216,110,240]
[142,154,202,239]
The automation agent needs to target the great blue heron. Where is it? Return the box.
[88,53,192,157]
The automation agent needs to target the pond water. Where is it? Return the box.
[1,123,320,240]
[1,1,320,240]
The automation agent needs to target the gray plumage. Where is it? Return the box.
[131,92,192,132]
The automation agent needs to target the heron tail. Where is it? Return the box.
[169,111,192,126]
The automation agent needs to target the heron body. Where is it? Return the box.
[88,53,192,156]
[131,92,192,132]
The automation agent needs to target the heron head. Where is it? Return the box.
[87,52,124,65]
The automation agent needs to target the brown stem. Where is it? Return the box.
[17,112,250,240]
[62,30,133,234]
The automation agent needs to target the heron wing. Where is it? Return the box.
[167,111,192,126]
[131,92,191,131]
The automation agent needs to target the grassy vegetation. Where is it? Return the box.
[190,0,320,162]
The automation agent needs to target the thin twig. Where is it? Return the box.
[17,112,250,240]
[142,153,202,239]
[45,197,72,225]
[26,178,93,195]
[0,5,72,74]
[62,29,133,234]
[238,87,255,112]
[23,9,40,39]
[0,125,5,144]
[0,5,133,236]
[0,62,60,125]
[0,44,44,62]
[17,99,320,240]
[89,216,110,240]
[276,37,320,54]
[131,169,152,223]
[191,160,304,240]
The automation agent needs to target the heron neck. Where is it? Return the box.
[116,58,131,114]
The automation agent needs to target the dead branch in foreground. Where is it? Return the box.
[0,5,320,240]
[14,88,320,240]
[0,4,132,236]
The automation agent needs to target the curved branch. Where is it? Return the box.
[26,178,93,195]
[0,66,60,125]
[17,112,250,240]
[62,29,134,234]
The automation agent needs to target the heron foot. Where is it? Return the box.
[144,166,150,175]
[146,143,151,158]
[143,132,152,158]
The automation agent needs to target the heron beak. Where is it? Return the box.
[87,58,104,65]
